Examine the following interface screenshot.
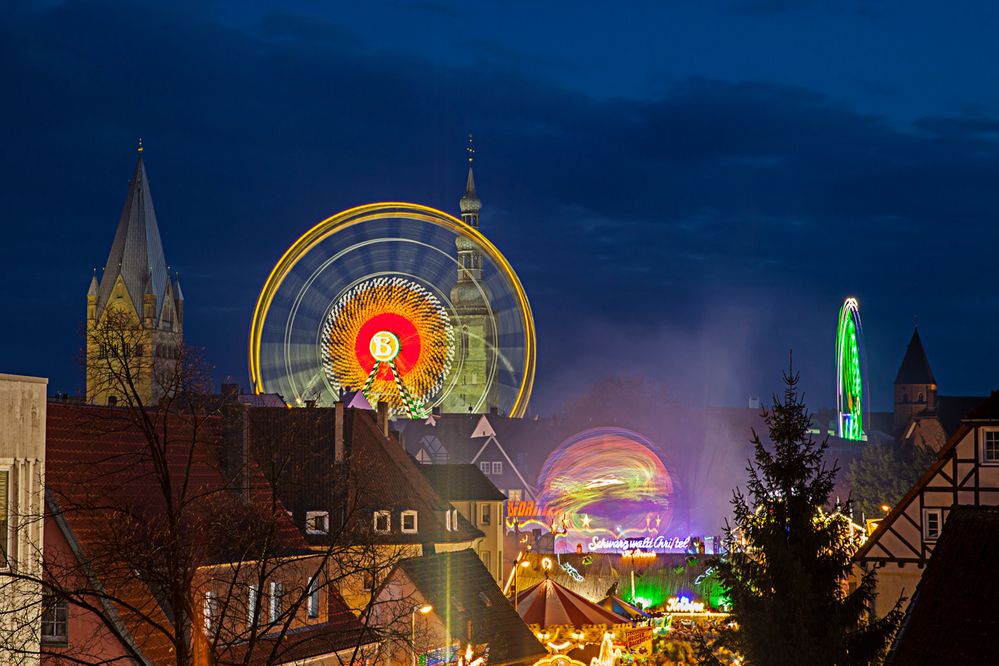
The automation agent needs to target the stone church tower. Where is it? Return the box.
[86,145,183,406]
[893,326,937,432]
[441,142,498,414]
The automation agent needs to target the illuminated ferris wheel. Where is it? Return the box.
[249,202,535,418]
[836,297,867,441]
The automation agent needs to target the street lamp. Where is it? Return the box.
[411,603,433,666]
[513,559,530,612]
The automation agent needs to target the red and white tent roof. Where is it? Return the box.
[514,578,629,628]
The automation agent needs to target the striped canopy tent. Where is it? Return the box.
[514,578,629,628]
[596,595,649,621]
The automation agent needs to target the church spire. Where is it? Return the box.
[95,144,169,320]
[459,133,482,218]
[895,326,936,386]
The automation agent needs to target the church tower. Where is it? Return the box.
[893,326,937,432]
[441,137,498,414]
[86,144,183,406]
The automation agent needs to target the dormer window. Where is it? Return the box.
[445,508,453,532]
[401,510,418,533]
[374,511,391,533]
[306,511,330,535]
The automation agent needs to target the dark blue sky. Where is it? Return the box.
[3,0,999,415]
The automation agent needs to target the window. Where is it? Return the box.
[480,550,491,572]
[507,489,523,502]
[491,461,503,475]
[401,510,418,533]
[361,571,375,592]
[204,591,218,634]
[480,503,491,526]
[0,470,8,567]
[983,430,999,464]
[305,511,330,535]
[480,461,491,475]
[923,509,943,541]
[40,594,68,644]
[917,392,926,403]
[373,511,390,533]
[269,582,283,623]
[445,509,453,532]
[307,576,321,619]
[248,585,259,628]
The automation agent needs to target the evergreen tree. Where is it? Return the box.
[701,364,902,666]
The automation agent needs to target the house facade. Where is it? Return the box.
[854,392,999,617]
[0,373,47,665]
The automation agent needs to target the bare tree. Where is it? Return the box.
[0,309,427,665]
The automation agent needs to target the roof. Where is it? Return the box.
[894,328,936,385]
[514,577,629,628]
[236,406,483,546]
[46,403,307,564]
[95,151,170,319]
[887,506,999,665]
[397,550,546,665]
[853,395,999,562]
[418,464,506,501]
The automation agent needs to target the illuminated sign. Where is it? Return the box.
[665,596,705,613]
[369,330,401,361]
[561,562,584,582]
[588,535,691,552]
[507,500,546,518]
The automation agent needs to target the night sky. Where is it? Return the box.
[4,1,999,415]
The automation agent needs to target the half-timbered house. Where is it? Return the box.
[854,391,999,616]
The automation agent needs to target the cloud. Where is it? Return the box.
[3,0,999,411]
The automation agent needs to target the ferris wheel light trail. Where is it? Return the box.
[248,202,536,417]
[836,297,866,441]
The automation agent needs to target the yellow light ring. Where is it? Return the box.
[249,202,536,416]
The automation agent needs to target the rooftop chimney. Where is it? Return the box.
[335,401,345,463]
[377,401,389,437]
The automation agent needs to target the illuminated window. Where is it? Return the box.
[491,462,503,475]
[923,509,943,541]
[480,504,491,525]
[983,430,999,464]
[507,489,523,502]
[305,511,329,535]
[374,511,390,532]
[269,582,283,623]
[40,593,68,645]
[401,510,418,533]
[307,576,321,619]
[0,470,7,566]
[204,590,219,634]
[479,462,491,475]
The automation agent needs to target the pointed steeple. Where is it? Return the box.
[95,144,169,319]
[87,269,99,298]
[895,327,936,385]
[173,273,184,303]
[459,133,482,216]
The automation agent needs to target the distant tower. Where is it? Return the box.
[86,143,183,406]
[893,326,937,432]
[441,136,497,414]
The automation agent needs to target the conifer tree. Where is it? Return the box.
[701,364,902,666]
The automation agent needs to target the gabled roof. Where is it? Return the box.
[419,464,507,501]
[396,550,546,665]
[886,506,999,665]
[855,393,998,562]
[96,151,170,319]
[894,328,936,385]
